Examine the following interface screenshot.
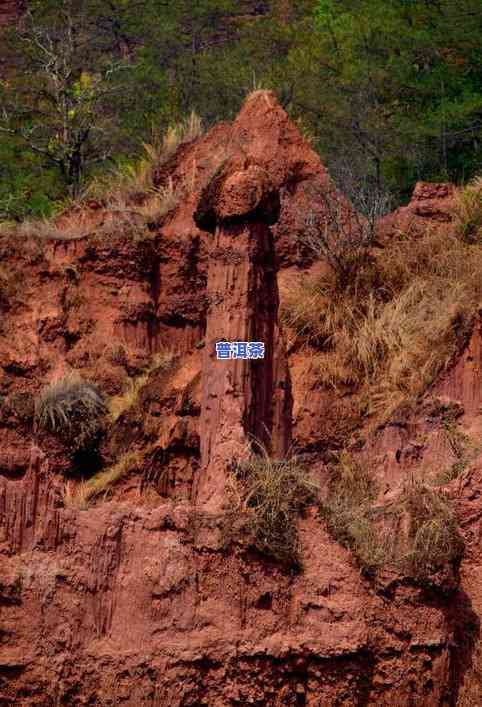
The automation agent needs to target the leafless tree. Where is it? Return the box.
[0,3,130,197]
[302,167,392,291]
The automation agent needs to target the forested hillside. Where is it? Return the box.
[1,0,482,220]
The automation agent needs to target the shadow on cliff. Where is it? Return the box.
[445,588,481,705]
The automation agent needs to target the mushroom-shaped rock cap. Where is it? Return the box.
[194,162,276,231]
[194,90,324,232]
[217,165,270,220]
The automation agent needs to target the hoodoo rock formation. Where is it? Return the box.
[0,92,481,704]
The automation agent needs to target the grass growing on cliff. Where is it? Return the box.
[281,225,482,421]
[109,349,176,422]
[400,481,464,579]
[35,373,107,449]
[454,176,482,243]
[321,453,464,580]
[0,217,89,241]
[87,112,202,208]
[225,446,319,567]
[320,451,389,573]
[64,450,143,509]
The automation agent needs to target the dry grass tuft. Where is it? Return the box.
[64,450,143,509]
[109,349,176,422]
[1,218,88,242]
[398,480,464,578]
[281,224,482,421]
[453,177,482,243]
[149,111,203,164]
[134,178,179,222]
[321,453,464,580]
[35,372,106,449]
[320,452,388,573]
[88,112,202,209]
[224,443,319,567]
[433,421,478,486]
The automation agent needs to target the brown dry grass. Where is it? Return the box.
[81,113,203,235]
[321,453,464,580]
[320,451,389,573]
[87,112,202,208]
[64,450,143,509]
[224,443,319,567]
[109,349,176,422]
[281,223,482,422]
[0,218,88,241]
[399,480,464,578]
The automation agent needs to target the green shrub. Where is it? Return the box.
[35,373,107,450]
[225,447,319,567]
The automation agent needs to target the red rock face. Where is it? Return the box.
[0,92,480,704]
[378,180,457,241]
[0,0,21,26]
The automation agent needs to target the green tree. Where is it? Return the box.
[291,0,482,199]
[0,2,133,197]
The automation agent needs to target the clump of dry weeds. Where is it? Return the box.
[281,221,482,422]
[87,112,202,211]
[35,372,107,450]
[321,452,464,581]
[399,481,464,579]
[64,450,143,509]
[224,444,319,567]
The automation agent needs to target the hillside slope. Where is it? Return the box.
[1,92,482,705]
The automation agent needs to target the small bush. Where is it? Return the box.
[225,447,319,567]
[321,453,464,582]
[399,482,464,579]
[301,167,391,295]
[302,198,375,294]
[35,373,107,450]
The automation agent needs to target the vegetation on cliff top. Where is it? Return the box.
[1,0,482,219]
[281,177,482,422]
[321,451,464,583]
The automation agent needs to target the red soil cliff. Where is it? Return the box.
[0,92,481,705]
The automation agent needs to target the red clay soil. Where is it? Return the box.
[0,92,481,705]
[0,0,21,26]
